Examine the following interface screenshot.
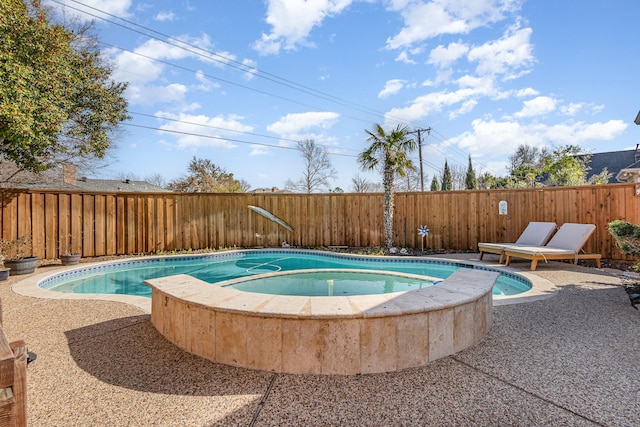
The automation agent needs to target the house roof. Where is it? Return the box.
[0,163,171,192]
[73,177,171,192]
[584,148,640,183]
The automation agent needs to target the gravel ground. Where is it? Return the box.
[1,252,639,426]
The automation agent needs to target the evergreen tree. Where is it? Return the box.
[441,160,453,191]
[465,155,478,190]
[430,176,440,191]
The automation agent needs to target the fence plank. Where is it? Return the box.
[44,194,57,259]
[94,195,106,256]
[71,194,83,254]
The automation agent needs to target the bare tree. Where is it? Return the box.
[285,140,337,193]
[115,172,140,181]
[238,179,252,192]
[351,175,372,192]
[145,173,167,188]
[396,168,423,192]
[449,164,467,190]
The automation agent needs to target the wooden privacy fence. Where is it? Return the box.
[1,183,639,261]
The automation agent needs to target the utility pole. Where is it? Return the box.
[409,127,431,191]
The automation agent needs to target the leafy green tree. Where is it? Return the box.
[507,144,547,187]
[358,123,416,248]
[0,0,129,175]
[430,176,440,191]
[479,173,515,189]
[441,160,453,191]
[542,145,584,186]
[168,157,245,193]
[465,155,478,190]
[588,168,613,185]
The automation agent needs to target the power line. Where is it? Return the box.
[51,0,487,171]
[52,1,436,129]
[54,0,394,122]
[122,122,360,159]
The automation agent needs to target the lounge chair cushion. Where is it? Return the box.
[478,222,557,262]
[503,223,597,270]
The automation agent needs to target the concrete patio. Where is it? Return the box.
[1,254,638,426]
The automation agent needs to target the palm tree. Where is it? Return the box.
[358,123,416,248]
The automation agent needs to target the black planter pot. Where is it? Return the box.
[4,257,39,275]
[0,269,9,281]
[60,253,81,266]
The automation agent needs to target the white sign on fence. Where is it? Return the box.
[498,200,508,215]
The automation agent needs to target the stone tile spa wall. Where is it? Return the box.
[145,268,497,375]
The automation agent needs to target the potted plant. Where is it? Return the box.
[60,252,81,266]
[59,232,81,266]
[0,263,9,281]
[0,235,39,276]
[0,248,8,281]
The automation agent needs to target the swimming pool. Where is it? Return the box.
[40,249,531,297]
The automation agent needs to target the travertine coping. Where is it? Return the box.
[145,268,498,375]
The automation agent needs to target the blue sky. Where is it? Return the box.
[47,0,640,191]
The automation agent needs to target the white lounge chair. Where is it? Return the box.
[503,223,600,271]
[478,222,557,263]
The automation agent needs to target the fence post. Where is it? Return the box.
[0,300,28,427]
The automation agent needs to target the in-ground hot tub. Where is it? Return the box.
[145,267,498,375]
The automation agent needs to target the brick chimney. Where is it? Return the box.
[63,164,76,185]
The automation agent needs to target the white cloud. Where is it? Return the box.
[452,118,628,160]
[378,79,406,98]
[241,59,259,80]
[253,0,353,55]
[514,87,539,97]
[127,84,188,106]
[386,90,464,123]
[250,146,271,156]
[554,120,627,142]
[449,99,478,119]
[560,103,583,116]
[467,25,534,77]
[156,113,254,150]
[513,96,557,118]
[155,11,176,21]
[267,112,340,136]
[386,0,520,50]
[108,50,165,85]
[395,51,417,64]
[428,42,469,68]
[110,36,213,84]
[385,80,496,123]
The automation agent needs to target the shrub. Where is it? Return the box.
[607,220,640,271]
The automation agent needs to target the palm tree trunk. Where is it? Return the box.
[382,165,394,248]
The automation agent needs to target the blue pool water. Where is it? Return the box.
[41,250,531,297]
[227,271,439,296]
